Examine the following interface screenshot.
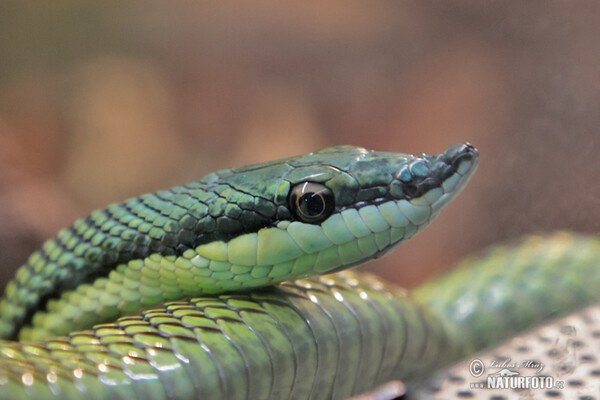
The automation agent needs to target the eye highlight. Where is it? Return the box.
[289,182,335,223]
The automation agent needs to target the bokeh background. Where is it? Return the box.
[1,1,599,291]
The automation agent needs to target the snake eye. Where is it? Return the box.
[289,182,335,223]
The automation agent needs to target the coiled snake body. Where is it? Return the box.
[0,144,596,399]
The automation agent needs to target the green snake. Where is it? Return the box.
[0,143,597,399]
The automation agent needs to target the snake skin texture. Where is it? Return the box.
[0,144,480,399]
[0,271,456,400]
[2,232,598,400]
[5,144,598,399]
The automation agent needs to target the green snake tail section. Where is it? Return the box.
[414,232,600,354]
[0,271,457,400]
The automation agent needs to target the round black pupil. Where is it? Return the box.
[300,192,324,215]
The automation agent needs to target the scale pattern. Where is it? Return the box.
[18,202,425,341]
[0,271,456,400]
[0,182,275,340]
[1,232,599,399]
[0,144,482,398]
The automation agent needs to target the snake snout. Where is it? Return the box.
[442,143,479,179]
[455,143,478,164]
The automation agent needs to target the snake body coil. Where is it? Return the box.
[6,143,587,399]
[0,271,457,400]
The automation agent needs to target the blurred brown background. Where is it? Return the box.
[1,1,599,291]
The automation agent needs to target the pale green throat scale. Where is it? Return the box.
[0,144,598,399]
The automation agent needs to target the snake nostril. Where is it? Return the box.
[403,182,421,199]
[459,144,476,157]
[452,144,478,168]
[441,143,478,167]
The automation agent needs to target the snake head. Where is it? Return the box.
[194,143,478,284]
